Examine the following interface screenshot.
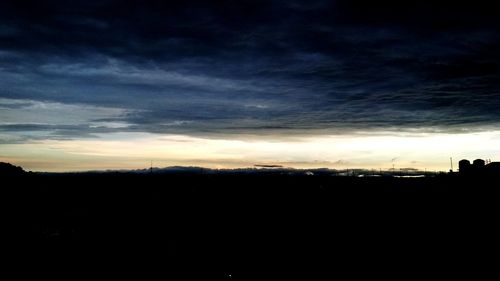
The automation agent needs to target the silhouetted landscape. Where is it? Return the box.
[3,0,500,279]
[2,162,498,279]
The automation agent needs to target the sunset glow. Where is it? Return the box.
[2,131,499,171]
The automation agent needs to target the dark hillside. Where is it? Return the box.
[2,168,498,279]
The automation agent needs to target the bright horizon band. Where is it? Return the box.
[2,130,499,172]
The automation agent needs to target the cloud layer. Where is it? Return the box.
[1,0,500,142]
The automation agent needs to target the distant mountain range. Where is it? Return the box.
[0,162,433,177]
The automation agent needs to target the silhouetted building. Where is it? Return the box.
[485,162,500,174]
[473,159,485,168]
[459,159,500,176]
[459,159,471,174]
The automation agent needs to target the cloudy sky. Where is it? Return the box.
[1,0,500,171]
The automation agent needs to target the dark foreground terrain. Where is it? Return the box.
[2,169,498,279]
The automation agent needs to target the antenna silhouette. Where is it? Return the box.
[150,160,153,174]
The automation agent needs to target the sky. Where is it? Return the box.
[1,0,500,171]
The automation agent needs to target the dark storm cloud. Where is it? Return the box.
[0,123,124,140]
[1,0,500,141]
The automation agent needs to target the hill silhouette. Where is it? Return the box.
[0,162,26,176]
